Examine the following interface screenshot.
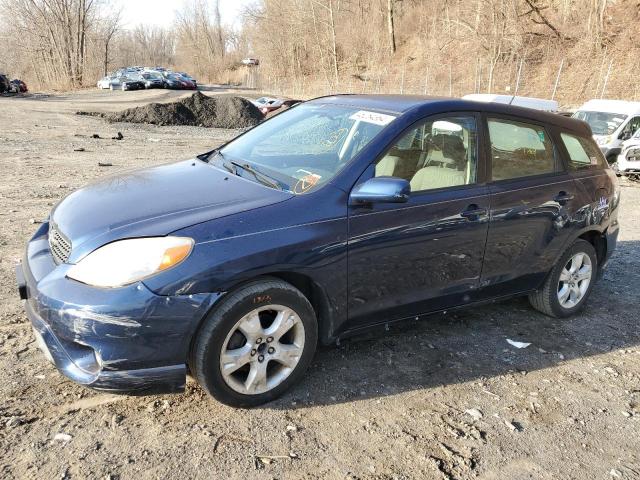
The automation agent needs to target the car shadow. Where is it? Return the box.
[266,239,639,410]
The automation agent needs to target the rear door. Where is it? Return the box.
[346,113,490,331]
[480,115,579,297]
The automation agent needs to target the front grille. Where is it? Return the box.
[49,224,72,264]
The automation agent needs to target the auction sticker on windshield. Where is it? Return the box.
[349,110,396,126]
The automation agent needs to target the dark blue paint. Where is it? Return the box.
[17,95,619,395]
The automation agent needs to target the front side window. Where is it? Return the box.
[572,110,627,136]
[374,116,478,192]
[220,104,395,193]
[488,118,557,181]
[560,133,606,170]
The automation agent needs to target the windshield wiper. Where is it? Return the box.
[207,149,237,174]
[228,160,283,190]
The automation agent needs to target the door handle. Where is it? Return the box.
[460,204,487,219]
[554,191,574,203]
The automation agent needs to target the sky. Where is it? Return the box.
[114,0,256,30]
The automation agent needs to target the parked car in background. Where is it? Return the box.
[17,95,619,407]
[253,97,284,115]
[10,79,28,93]
[462,94,559,112]
[115,76,145,91]
[177,72,197,86]
[613,128,640,177]
[242,58,259,66]
[572,99,640,163]
[0,74,11,93]
[97,76,117,89]
[162,73,191,89]
[139,72,164,89]
[178,76,197,90]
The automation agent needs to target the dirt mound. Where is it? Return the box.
[86,92,264,128]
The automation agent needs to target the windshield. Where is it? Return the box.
[218,103,396,193]
[573,110,628,136]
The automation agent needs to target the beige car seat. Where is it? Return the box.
[410,166,466,191]
[375,155,400,177]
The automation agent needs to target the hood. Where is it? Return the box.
[52,159,292,262]
[622,138,640,150]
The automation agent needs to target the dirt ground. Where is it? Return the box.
[1,89,639,480]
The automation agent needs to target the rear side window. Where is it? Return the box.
[560,133,606,170]
[488,118,558,181]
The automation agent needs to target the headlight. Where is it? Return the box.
[596,136,611,146]
[67,237,193,288]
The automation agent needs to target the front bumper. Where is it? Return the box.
[615,153,640,174]
[17,223,221,395]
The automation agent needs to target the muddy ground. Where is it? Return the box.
[1,89,639,480]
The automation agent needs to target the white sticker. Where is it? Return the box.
[349,110,396,126]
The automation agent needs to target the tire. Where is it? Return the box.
[529,239,598,318]
[190,278,318,407]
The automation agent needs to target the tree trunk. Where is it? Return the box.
[387,0,396,54]
[328,0,339,88]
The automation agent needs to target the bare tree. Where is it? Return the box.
[387,0,396,54]
[101,9,122,76]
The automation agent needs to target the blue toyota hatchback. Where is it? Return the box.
[17,95,620,407]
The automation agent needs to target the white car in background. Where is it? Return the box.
[614,129,640,176]
[252,97,284,115]
[97,76,117,89]
[572,99,640,163]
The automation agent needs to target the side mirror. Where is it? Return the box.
[350,177,410,205]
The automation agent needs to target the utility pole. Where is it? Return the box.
[600,59,613,99]
[514,58,524,96]
[551,58,564,100]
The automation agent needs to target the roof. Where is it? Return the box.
[308,94,592,136]
[462,94,558,112]
[308,94,448,114]
[577,99,640,115]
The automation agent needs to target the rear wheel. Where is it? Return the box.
[190,278,318,407]
[529,239,597,318]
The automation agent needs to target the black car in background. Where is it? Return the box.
[0,74,10,93]
[10,79,28,93]
[139,73,164,89]
[119,76,145,91]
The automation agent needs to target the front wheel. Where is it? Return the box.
[529,239,598,318]
[190,278,318,407]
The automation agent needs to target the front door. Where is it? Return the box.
[346,114,490,332]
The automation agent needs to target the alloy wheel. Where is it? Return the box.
[219,305,305,395]
[557,252,592,309]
